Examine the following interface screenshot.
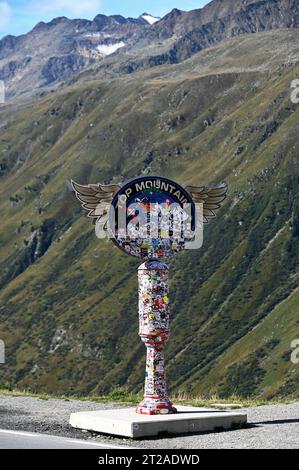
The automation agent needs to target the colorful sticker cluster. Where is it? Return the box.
[111,183,194,259]
[118,236,185,260]
[138,263,170,336]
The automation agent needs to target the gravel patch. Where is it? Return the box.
[0,395,298,449]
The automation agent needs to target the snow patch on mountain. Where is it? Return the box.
[97,42,125,56]
[142,13,160,25]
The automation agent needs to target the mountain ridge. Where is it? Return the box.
[116,0,299,73]
[0,0,298,99]
[0,12,150,98]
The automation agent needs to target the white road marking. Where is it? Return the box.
[0,430,39,438]
[67,439,131,449]
[0,429,131,449]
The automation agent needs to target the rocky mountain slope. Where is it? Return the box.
[97,0,299,75]
[0,23,298,399]
[0,13,150,98]
[0,0,298,98]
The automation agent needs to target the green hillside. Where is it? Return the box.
[0,29,298,399]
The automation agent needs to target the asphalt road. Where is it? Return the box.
[0,429,130,449]
[0,395,298,449]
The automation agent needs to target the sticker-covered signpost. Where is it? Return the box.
[136,260,176,415]
[70,176,247,437]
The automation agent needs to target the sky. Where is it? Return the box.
[0,1,209,38]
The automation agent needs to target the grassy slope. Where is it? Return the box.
[191,286,299,398]
[0,30,298,399]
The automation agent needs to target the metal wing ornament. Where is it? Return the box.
[185,182,228,223]
[71,180,120,230]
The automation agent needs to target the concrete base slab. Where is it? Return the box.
[69,406,247,438]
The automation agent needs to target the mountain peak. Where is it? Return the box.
[167,8,183,16]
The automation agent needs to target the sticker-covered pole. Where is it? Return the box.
[136,260,177,415]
